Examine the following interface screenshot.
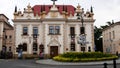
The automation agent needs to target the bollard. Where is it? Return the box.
[103,63,107,68]
[113,59,117,68]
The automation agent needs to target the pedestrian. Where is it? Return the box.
[39,51,44,59]
[18,49,22,59]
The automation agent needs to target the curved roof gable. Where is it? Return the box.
[32,5,75,16]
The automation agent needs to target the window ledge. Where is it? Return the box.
[48,34,61,35]
[31,34,39,36]
[21,34,29,36]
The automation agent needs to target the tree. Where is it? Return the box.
[106,21,112,26]
[94,20,115,52]
[94,26,103,52]
[106,20,114,26]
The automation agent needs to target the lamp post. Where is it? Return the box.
[77,9,86,52]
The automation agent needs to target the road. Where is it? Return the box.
[0,59,120,68]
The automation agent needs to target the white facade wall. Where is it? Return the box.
[13,4,95,57]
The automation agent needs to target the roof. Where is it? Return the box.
[102,22,120,31]
[0,14,9,20]
[32,5,75,16]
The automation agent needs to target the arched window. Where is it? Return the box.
[23,43,27,51]
[88,46,91,52]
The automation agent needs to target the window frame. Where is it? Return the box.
[49,25,60,35]
[33,27,38,35]
[70,27,75,35]
[23,27,28,35]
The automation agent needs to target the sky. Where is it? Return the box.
[0,0,120,27]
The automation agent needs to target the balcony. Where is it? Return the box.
[32,34,39,38]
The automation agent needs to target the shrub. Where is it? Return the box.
[53,52,118,62]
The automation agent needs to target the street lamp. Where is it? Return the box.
[76,9,86,52]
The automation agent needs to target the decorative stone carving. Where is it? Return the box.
[48,35,60,46]
[26,14,31,19]
[50,12,58,17]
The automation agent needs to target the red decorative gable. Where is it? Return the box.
[32,5,75,16]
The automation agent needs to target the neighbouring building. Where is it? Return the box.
[13,1,95,58]
[102,22,120,54]
[0,14,14,52]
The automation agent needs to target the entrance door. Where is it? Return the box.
[50,46,58,58]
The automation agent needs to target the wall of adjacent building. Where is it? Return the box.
[103,23,120,54]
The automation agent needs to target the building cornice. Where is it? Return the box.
[0,19,13,29]
[12,19,42,22]
[42,18,66,21]
[12,18,95,23]
[67,19,95,23]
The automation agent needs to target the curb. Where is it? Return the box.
[36,59,120,66]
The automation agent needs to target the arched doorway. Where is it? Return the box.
[22,43,27,52]
[48,38,60,58]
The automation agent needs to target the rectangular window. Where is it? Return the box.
[9,35,12,39]
[23,27,28,35]
[33,27,38,34]
[49,26,60,35]
[55,26,60,34]
[49,26,54,34]
[70,44,75,51]
[109,32,111,40]
[80,27,85,34]
[112,31,115,39]
[33,27,38,38]
[70,27,75,35]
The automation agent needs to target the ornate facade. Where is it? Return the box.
[13,2,95,57]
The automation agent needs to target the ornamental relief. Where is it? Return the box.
[50,35,58,40]
[48,36,60,46]
[50,12,58,17]
[26,14,31,19]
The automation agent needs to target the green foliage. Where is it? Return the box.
[53,52,118,62]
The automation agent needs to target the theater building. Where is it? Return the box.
[13,1,95,58]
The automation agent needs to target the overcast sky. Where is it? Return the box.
[0,0,120,27]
